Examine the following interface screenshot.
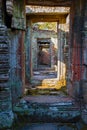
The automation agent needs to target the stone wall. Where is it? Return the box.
[0,25,14,129]
[82,0,87,104]
[0,0,14,129]
[82,0,87,120]
[11,0,26,30]
[0,0,26,129]
[82,1,87,121]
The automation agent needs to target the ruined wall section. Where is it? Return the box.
[0,0,26,128]
[0,0,14,128]
[0,25,14,129]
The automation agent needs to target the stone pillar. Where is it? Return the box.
[82,0,87,105]
[25,21,32,83]
[57,19,66,87]
[50,39,54,68]
[60,19,65,81]
[0,0,14,129]
[67,1,74,96]
[8,0,26,103]
[81,1,87,124]
[68,0,85,98]
[57,21,61,80]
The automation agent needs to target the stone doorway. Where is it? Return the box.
[25,20,69,89]
[25,12,70,89]
[37,39,51,68]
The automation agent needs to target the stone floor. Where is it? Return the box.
[24,95,74,104]
[14,68,83,125]
[28,68,65,89]
[13,122,87,130]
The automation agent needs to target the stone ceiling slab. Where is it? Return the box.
[26,6,70,14]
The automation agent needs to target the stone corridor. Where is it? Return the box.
[0,0,87,129]
[14,68,82,128]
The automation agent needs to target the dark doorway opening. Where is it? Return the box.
[37,39,51,68]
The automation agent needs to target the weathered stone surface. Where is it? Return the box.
[81,109,87,124]
[11,0,26,30]
[0,24,12,114]
[26,6,70,14]
[0,0,87,129]
[14,97,80,123]
[8,30,25,104]
[30,69,66,89]
[0,111,14,129]
[6,0,13,16]
[0,3,14,129]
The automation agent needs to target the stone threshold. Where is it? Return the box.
[13,95,81,123]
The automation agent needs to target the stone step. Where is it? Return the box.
[42,79,58,88]
[14,96,80,123]
[30,78,66,89]
[25,87,67,96]
[33,71,56,75]
[36,67,55,71]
